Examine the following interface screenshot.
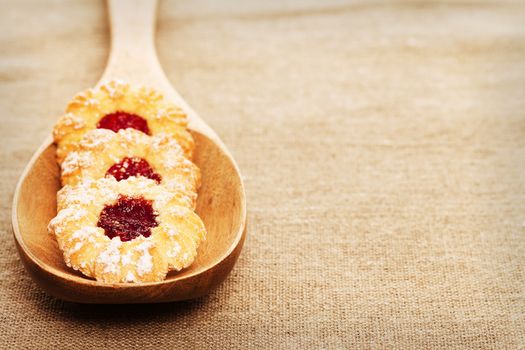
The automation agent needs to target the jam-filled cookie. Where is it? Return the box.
[48,176,206,283]
[60,128,200,207]
[53,80,195,164]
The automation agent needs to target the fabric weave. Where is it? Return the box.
[1,0,524,348]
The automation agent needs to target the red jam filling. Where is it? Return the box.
[97,195,158,242]
[106,157,162,183]
[97,111,150,135]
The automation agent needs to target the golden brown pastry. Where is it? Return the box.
[48,176,206,283]
[53,80,195,164]
[60,128,200,208]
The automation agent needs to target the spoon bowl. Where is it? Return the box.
[11,0,246,303]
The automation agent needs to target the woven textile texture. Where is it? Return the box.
[1,0,524,348]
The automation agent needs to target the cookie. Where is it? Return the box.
[60,128,200,208]
[53,80,195,164]
[48,176,206,283]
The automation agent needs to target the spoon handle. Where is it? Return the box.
[100,0,212,134]
[100,0,169,88]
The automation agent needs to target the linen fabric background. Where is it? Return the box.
[1,0,524,348]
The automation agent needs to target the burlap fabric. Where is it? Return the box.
[1,0,524,348]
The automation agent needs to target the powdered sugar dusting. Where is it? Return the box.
[48,207,88,236]
[165,181,188,192]
[118,128,147,145]
[167,206,188,217]
[59,177,120,209]
[155,190,175,208]
[121,251,133,266]
[97,238,122,274]
[151,133,183,154]
[125,271,136,282]
[71,242,83,253]
[155,106,186,123]
[101,79,127,99]
[70,226,100,242]
[61,113,85,129]
[80,129,115,149]
[61,151,94,176]
[86,98,99,107]
[163,150,184,169]
[58,185,96,207]
[136,240,154,276]
[167,241,181,258]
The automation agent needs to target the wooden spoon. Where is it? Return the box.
[11,0,247,303]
